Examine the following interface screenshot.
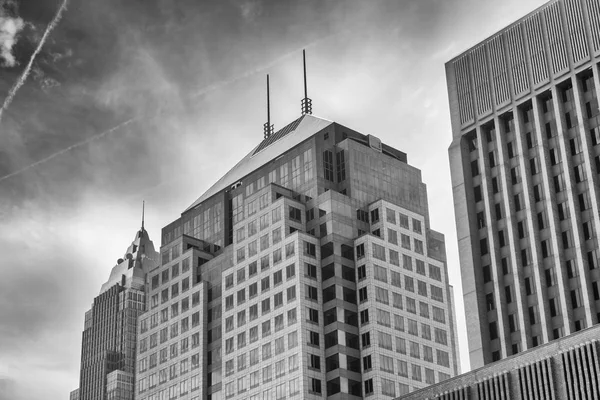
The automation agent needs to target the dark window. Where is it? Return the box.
[489,321,498,340]
[336,151,346,182]
[505,286,513,303]
[471,160,480,177]
[289,206,302,222]
[370,208,379,223]
[323,150,334,182]
[507,141,515,158]
[361,332,370,348]
[474,185,482,202]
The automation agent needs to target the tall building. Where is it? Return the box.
[446,0,600,369]
[134,113,460,400]
[71,224,159,400]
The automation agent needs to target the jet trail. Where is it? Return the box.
[0,118,134,183]
[0,31,342,183]
[0,0,69,123]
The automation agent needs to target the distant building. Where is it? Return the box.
[446,0,600,369]
[71,225,159,400]
[134,113,460,399]
[396,323,600,400]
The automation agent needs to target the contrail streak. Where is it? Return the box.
[0,118,135,183]
[0,0,69,123]
[0,31,342,183]
[191,34,335,99]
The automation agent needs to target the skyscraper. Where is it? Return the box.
[446,0,600,369]
[71,224,159,400]
[134,113,460,400]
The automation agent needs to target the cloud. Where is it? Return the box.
[238,0,262,22]
[0,5,24,67]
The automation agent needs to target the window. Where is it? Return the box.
[374,265,388,282]
[285,242,295,258]
[401,234,411,249]
[358,287,368,302]
[308,331,320,347]
[304,241,316,257]
[360,309,369,325]
[306,285,318,301]
[261,298,270,314]
[371,208,380,222]
[393,293,403,309]
[310,378,322,394]
[356,243,365,259]
[274,291,283,308]
[375,287,389,305]
[304,263,316,279]
[373,243,386,261]
[273,270,283,285]
[364,378,374,395]
[429,264,442,281]
[361,332,371,348]
[288,206,301,222]
[378,331,393,350]
[307,307,319,323]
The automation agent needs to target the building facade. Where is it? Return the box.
[446,0,600,369]
[396,323,600,400]
[134,114,460,400]
[71,226,159,400]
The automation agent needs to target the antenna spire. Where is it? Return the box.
[263,75,274,139]
[301,49,312,115]
[141,200,145,231]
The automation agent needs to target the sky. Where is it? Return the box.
[0,0,548,398]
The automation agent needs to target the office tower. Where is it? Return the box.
[135,113,460,400]
[71,224,159,400]
[446,0,600,369]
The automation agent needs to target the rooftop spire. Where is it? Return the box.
[141,200,145,231]
[301,49,312,115]
[263,75,274,139]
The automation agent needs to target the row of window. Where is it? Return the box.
[225,375,302,399]
[363,354,451,385]
[225,262,297,292]
[363,329,451,368]
[224,308,298,355]
[359,308,448,344]
[359,286,446,323]
[151,258,191,289]
[357,262,445,303]
[224,277,298,312]
[140,312,203,353]
[138,352,200,380]
[225,332,299,376]
[369,207,423,235]
[144,290,202,329]
[235,206,281,243]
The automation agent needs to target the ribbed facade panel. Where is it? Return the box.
[545,2,570,74]
[564,0,590,63]
[488,36,511,106]
[517,358,555,400]
[586,0,600,52]
[561,342,600,400]
[472,46,493,115]
[524,13,550,86]
[456,55,475,124]
[506,25,530,96]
